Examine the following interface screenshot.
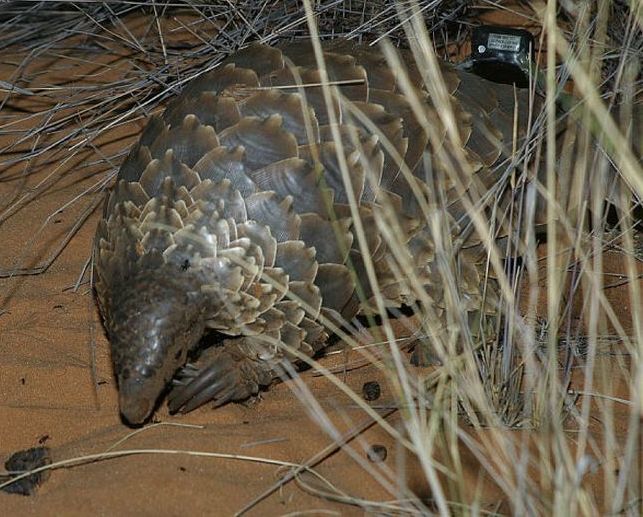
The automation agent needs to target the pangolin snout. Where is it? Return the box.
[117,371,161,425]
[119,393,152,425]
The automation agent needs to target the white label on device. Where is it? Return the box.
[487,33,521,52]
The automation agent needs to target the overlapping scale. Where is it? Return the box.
[240,90,319,145]
[181,63,260,98]
[247,158,330,214]
[275,241,318,283]
[164,92,241,132]
[298,213,352,264]
[149,114,219,167]
[244,192,300,242]
[139,149,201,197]
[219,115,298,172]
[192,147,253,197]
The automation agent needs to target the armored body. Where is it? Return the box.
[95,41,536,424]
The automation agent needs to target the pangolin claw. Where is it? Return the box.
[168,345,265,414]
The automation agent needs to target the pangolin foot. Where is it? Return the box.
[167,342,275,414]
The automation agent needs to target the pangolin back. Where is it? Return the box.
[95,41,536,424]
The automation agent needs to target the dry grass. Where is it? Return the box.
[0,1,640,514]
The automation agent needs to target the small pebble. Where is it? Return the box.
[367,444,387,463]
[362,380,381,401]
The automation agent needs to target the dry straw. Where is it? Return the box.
[0,1,640,514]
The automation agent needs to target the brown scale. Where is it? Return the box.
[95,41,541,425]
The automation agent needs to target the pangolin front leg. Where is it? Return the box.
[168,338,281,413]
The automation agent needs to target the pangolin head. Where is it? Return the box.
[104,269,207,425]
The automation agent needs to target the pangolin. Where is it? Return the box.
[95,40,538,425]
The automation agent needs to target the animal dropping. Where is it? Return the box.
[95,41,538,425]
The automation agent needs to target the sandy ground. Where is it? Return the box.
[0,8,640,515]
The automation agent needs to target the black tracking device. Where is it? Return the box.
[470,25,535,88]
